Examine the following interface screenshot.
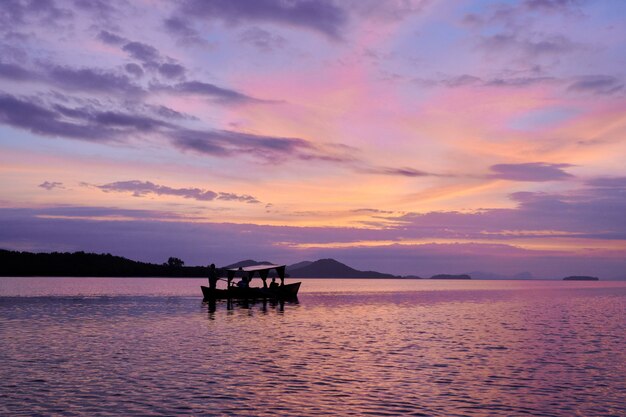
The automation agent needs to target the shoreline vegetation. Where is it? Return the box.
[0,250,603,280]
[0,250,432,279]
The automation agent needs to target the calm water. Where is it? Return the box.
[1,278,624,416]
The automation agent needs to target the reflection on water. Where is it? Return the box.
[1,279,625,416]
[204,297,299,317]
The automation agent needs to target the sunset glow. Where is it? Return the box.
[1,0,625,277]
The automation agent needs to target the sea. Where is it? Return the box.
[1,278,624,417]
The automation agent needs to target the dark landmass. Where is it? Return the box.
[563,275,599,281]
[223,259,274,269]
[431,274,472,280]
[287,258,398,278]
[288,260,314,270]
[0,250,399,278]
[0,249,208,277]
[6,250,601,281]
[221,259,284,278]
[466,271,534,280]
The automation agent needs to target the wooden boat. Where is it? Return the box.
[201,263,301,300]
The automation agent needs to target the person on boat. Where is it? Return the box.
[208,263,218,290]
[237,276,249,288]
[269,277,279,290]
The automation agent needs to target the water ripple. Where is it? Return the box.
[1,281,625,416]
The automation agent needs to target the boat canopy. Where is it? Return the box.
[226,264,286,280]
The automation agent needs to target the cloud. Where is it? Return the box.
[0,93,112,141]
[215,192,260,204]
[91,111,168,131]
[122,41,160,66]
[480,33,577,58]
[1,206,186,221]
[352,208,394,214]
[489,162,574,181]
[384,186,626,241]
[100,34,189,80]
[73,0,119,21]
[2,199,625,277]
[0,59,144,96]
[483,76,554,87]
[344,0,431,22]
[163,16,206,45]
[0,92,351,163]
[93,180,260,203]
[164,16,197,37]
[97,30,127,46]
[158,63,186,79]
[124,63,143,77]
[523,0,582,12]
[0,61,35,81]
[169,127,359,163]
[39,181,64,190]
[585,177,626,188]
[239,27,286,51]
[169,81,262,103]
[0,0,72,29]
[361,166,434,177]
[149,104,193,121]
[3,34,259,109]
[46,65,143,95]
[567,75,623,95]
[96,180,218,201]
[442,74,482,87]
[439,73,554,89]
[0,93,176,142]
[173,0,348,39]
[170,127,339,162]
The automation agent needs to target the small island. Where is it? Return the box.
[430,274,472,280]
[563,276,599,281]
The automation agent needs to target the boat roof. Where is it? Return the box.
[227,264,286,272]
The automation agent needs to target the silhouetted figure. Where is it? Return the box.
[208,263,218,289]
[269,277,279,290]
[237,268,249,289]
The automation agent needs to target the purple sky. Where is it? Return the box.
[1,0,625,278]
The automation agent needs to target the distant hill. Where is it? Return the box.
[287,258,397,278]
[222,259,274,269]
[220,259,283,278]
[563,275,599,281]
[465,271,534,280]
[287,261,313,271]
[431,274,471,280]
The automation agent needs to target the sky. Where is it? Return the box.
[1,0,625,278]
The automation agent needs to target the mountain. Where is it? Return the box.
[222,259,274,269]
[287,258,397,278]
[287,261,313,272]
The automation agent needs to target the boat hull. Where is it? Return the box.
[201,282,301,300]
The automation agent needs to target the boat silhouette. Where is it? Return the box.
[201,263,301,300]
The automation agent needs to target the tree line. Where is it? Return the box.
[0,249,210,277]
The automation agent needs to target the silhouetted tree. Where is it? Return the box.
[166,257,184,268]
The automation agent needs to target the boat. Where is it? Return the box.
[201,263,301,300]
